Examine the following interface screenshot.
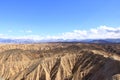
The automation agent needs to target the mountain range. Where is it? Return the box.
[0,38,120,43]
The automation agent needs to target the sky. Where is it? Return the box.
[0,0,120,40]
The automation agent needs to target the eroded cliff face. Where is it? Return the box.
[0,43,120,80]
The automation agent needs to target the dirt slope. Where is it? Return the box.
[0,43,120,80]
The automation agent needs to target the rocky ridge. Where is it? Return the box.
[0,43,120,80]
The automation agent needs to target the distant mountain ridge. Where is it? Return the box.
[0,38,120,43]
[81,39,120,43]
[89,40,111,43]
[0,38,35,43]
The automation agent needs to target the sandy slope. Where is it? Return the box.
[0,43,120,80]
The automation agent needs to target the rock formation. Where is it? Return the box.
[0,43,120,80]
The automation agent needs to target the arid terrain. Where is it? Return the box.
[0,43,120,80]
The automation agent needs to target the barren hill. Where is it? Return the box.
[0,43,120,80]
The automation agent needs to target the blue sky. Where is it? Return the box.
[0,0,120,39]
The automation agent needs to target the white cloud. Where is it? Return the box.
[0,34,5,37]
[56,25,120,39]
[0,25,120,40]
